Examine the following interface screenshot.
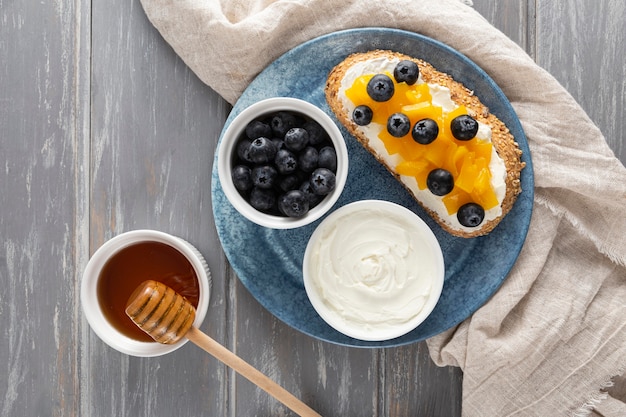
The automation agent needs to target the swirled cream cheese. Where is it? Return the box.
[303,201,444,341]
[338,57,507,234]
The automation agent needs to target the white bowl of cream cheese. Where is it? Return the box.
[303,200,445,341]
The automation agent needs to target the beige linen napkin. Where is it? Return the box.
[138,0,626,415]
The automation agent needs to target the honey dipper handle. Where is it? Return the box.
[186,327,322,417]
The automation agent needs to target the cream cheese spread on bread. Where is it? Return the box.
[325,50,525,237]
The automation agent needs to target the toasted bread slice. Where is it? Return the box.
[325,50,525,237]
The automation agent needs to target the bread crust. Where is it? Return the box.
[325,50,525,238]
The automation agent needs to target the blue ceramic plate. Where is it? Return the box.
[211,28,534,347]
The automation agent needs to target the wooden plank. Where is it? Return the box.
[85,0,231,415]
[472,0,534,56]
[0,0,88,415]
[535,0,626,162]
[233,281,379,416]
[384,343,463,416]
[608,375,626,402]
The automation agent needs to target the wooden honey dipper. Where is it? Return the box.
[126,280,322,417]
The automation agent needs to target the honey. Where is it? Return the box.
[97,241,199,342]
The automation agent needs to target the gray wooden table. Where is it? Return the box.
[1,1,625,416]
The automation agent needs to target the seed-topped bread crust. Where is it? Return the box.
[325,50,525,237]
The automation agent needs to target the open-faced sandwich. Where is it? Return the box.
[325,50,525,238]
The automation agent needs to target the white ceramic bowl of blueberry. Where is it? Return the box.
[218,97,349,229]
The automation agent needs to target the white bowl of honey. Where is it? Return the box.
[81,230,211,357]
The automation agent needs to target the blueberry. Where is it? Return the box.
[303,120,328,146]
[299,180,324,207]
[274,149,298,175]
[309,168,336,195]
[457,202,485,227]
[352,105,373,126]
[233,109,340,218]
[252,165,277,189]
[412,118,439,144]
[232,165,252,192]
[277,174,300,193]
[278,190,310,217]
[245,120,272,140]
[271,111,298,137]
[248,137,277,164]
[249,187,276,211]
[387,113,411,137]
[318,146,337,172]
[271,138,286,151]
[284,127,309,152]
[236,138,252,162]
[451,115,478,141]
[298,146,319,173]
[393,60,419,85]
[427,168,454,196]
[366,74,394,102]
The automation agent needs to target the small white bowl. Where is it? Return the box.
[81,230,211,357]
[303,200,444,341]
[217,97,348,229]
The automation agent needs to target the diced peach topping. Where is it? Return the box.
[396,159,431,177]
[346,70,499,215]
[442,188,474,215]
